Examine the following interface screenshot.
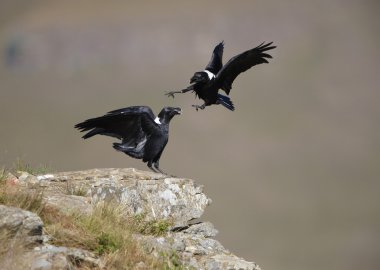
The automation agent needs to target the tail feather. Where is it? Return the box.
[113,142,126,152]
[217,94,235,111]
[113,143,143,159]
[81,128,104,139]
[75,116,113,139]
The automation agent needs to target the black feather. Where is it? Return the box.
[75,106,181,175]
[216,41,277,95]
[166,41,276,111]
[205,41,224,74]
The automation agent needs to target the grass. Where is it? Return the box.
[0,231,30,270]
[1,165,188,269]
[14,159,50,175]
[0,168,45,214]
[160,251,193,270]
[0,169,46,270]
[42,202,183,269]
[131,213,173,237]
[0,167,6,183]
[64,181,88,196]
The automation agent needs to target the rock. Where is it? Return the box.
[1,168,260,270]
[44,194,93,215]
[30,245,101,270]
[37,168,211,227]
[134,261,146,269]
[91,176,210,227]
[0,205,101,270]
[206,254,261,270]
[136,225,251,269]
[4,172,19,185]
[0,205,44,246]
[181,222,218,237]
[16,171,41,187]
[30,251,69,270]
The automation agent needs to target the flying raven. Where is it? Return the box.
[166,41,276,111]
[74,106,182,174]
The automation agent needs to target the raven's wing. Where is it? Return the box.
[204,41,224,74]
[74,106,159,146]
[215,42,276,95]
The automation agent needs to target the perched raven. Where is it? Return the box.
[166,41,276,111]
[74,106,182,174]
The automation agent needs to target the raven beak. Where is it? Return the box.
[176,108,182,115]
[190,76,197,84]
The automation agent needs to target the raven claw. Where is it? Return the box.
[165,91,176,98]
[192,104,205,111]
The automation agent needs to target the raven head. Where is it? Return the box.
[190,71,210,84]
[157,107,182,124]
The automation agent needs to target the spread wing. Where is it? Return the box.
[204,41,224,74]
[215,42,276,95]
[74,106,159,147]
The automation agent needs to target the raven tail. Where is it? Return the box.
[113,143,127,152]
[81,128,104,139]
[113,143,143,159]
[217,94,235,111]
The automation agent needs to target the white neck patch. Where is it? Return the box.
[203,70,216,80]
[154,117,161,125]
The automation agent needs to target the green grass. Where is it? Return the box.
[14,159,51,175]
[0,188,186,269]
[43,202,184,269]
[39,202,184,269]
[131,213,173,236]
[0,167,6,183]
[0,174,45,215]
[64,181,88,196]
[160,251,194,270]
[0,231,30,270]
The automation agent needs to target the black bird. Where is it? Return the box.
[74,106,182,174]
[166,41,276,111]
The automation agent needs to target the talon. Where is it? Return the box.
[192,104,206,111]
[165,91,175,98]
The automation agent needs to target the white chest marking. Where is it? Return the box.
[154,117,161,125]
[203,70,216,80]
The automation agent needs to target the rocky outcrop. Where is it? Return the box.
[0,205,44,246]
[1,168,261,270]
[0,206,100,270]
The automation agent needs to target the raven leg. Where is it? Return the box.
[147,161,159,173]
[192,103,206,111]
[165,86,193,98]
[153,161,166,175]
[153,162,177,177]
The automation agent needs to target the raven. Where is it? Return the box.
[74,106,182,174]
[166,41,276,111]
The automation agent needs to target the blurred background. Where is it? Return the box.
[0,0,379,269]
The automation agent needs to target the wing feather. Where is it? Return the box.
[215,42,276,95]
[74,106,158,145]
[205,41,224,74]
